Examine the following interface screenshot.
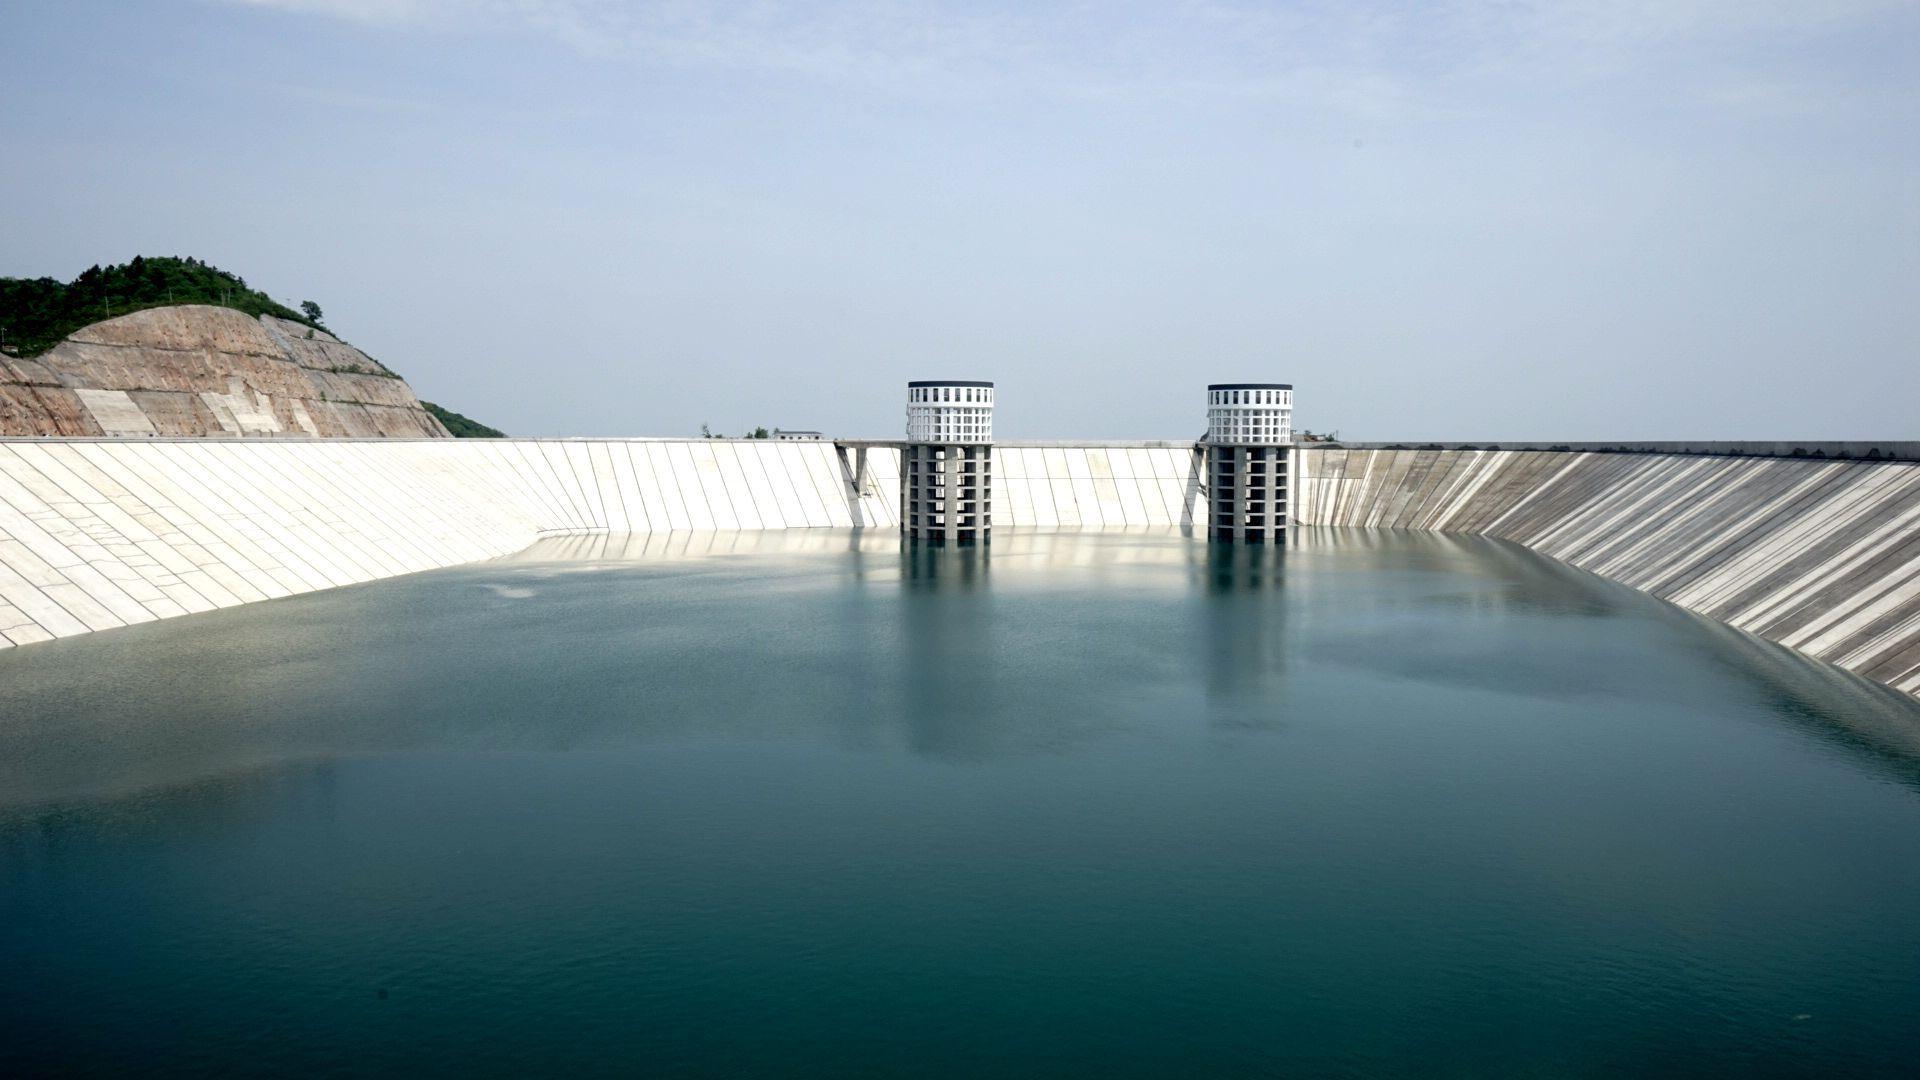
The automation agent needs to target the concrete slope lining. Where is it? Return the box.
[1295,448,1920,699]
[0,439,1207,649]
[7,437,1914,704]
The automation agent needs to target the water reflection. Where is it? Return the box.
[9,531,1920,1079]
[903,540,990,589]
[1651,591,1920,772]
[1284,528,1920,758]
[0,528,1916,822]
[1194,541,1292,728]
[0,759,338,847]
[506,529,900,562]
[899,541,996,759]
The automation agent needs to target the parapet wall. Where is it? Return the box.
[1294,448,1920,699]
[1315,441,1920,461]
[0,439,1205,648]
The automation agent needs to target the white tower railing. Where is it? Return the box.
[907,381,994,444]
[1206,383,1292,445]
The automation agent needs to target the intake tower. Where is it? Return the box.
[903,380,994,543]
[1205,383,1292,541]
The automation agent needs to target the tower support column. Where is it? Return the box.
[903,443,991,544]
[1207,443,1290,541]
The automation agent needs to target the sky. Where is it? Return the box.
[1,1,1915,440]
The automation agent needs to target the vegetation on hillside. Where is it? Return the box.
[4,255,503,437]
[423,402,506,438]
[0,256,329,358]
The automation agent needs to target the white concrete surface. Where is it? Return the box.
[1296,447,1920,699]
[0,439,1207,648]
[20,437,1908,705]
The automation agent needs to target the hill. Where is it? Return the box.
[0,258,505,438]
[0,256,321,358]
[423,402,505,438]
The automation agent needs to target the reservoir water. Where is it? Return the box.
[4,529,1920,1076]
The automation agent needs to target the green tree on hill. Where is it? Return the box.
[0,255,508,439]
[422,402,506,438]
[0,255,321,357]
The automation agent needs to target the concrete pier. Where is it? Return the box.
[902,444,991,544]
[1206,445,1289,541]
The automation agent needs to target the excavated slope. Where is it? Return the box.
[0,305,449,437]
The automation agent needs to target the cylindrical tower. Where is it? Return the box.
[1205,383,1292,542]
[903,380,994,544]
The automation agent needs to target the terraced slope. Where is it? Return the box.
[0,306,450,438]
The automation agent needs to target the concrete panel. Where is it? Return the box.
[709,443,762,530]
[2,437,1910,701]
[735,443,791,529]
[641,442,693,532]
[1295,447,1920,700]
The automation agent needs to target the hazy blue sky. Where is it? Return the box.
[3,1,1915,439]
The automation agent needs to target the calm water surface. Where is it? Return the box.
[4,528,1920,1076]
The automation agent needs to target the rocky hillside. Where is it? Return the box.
[0,305,452,438]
